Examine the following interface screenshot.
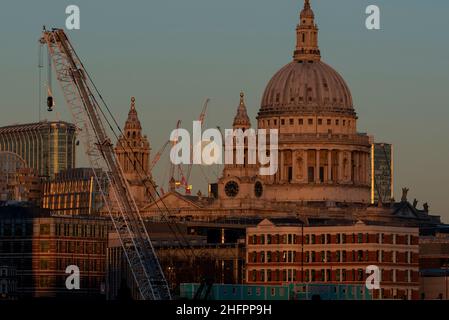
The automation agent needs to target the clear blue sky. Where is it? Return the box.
[0,0,448,221]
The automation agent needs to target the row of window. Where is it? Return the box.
[249,234,299,245]
[248,233,415,245]
[249,250,415,264]
[260,118,352,127]
[36,240,106,254]
[34,275,104,288]
[0,223,33,237]
[272,91,345,104]
[44,180,93,193]
[0,223,109,238]
[55,241,106,255]
[38,258,105,272]
[248,268,417,283]
[54,223,108,238]
[45,196,95,210]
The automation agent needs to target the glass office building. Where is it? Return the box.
[0,121,76,179]
[42,168,108,216]
[371,143,394,204]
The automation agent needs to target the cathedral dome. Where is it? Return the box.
[259,0,355,118]
[259,61,354,117]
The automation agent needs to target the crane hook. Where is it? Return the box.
[47,87,54,112]
[46,45,54,112]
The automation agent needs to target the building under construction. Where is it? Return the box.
[42,168,109,216]
[0,151,41,204]
[106,222,245,300]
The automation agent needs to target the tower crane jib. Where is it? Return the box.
[39,28,171,300]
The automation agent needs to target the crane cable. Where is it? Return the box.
[63,34,199,262]
[38,43,43,121]
[88,90,196,262]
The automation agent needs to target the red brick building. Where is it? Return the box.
[246,219,420,299]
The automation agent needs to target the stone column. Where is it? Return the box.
[301,149,306,183]
[365,153,371,185]
[361,153,366,184]
[347,151,352,183]
[303,149,308,183]
[366,152,370,185]
[359,152,362,184]
[279,150,284,183]
[338,150,343,183]
[360,152,364,184]
[354,152,359,184]
[291,150,296,182]
[315,149,320,183]
[366,153,369,184]
[327,150,332,183]
[292,150,298,182]
[358,152,362,184]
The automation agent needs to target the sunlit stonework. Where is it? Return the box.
[115,97,156,207]
[256,0,371,204]
[142,1,439,229]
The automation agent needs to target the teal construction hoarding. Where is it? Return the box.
[180,283,373,300]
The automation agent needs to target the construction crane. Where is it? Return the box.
[198,98,210,124]
[160,100,210,195]
[149,140,170,172]
[168,120,183,182]
[40,28,171,300]
[164,120,193,194]
[183,98,210,192]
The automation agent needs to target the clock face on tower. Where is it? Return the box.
[254,181,263,198]
[225,181,239,197]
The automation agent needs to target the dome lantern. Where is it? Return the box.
[259,0,356,118]
[294,0,321,62]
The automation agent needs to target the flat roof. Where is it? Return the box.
[0,120,76,134]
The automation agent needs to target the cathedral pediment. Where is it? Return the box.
[392,201,420,219]
[142,191,203,211]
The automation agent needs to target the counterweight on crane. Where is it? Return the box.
[40,28,171,300]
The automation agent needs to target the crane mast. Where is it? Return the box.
[40,28,171,300]
[185,98,210,189]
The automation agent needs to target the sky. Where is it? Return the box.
[0,0,448,221]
